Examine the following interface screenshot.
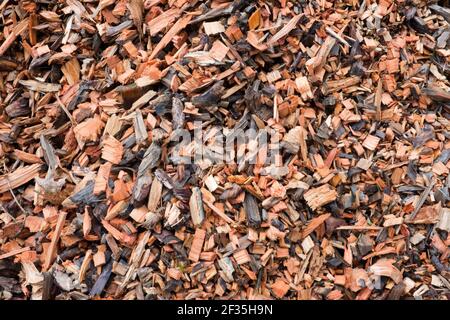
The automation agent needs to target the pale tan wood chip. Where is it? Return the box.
[0,163,41,193]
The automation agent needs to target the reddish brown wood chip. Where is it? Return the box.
[188,228,206,262]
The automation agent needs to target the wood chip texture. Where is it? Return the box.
[0,0,448,301]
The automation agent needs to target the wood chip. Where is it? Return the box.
[303,185,337,211]
[188,229,206,262]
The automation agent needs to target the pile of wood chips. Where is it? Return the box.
[0,0,449,300]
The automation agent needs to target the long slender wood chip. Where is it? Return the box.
[149,15,192,60]
[267,14,302,45]
[19,80,61,92]
[301,213,331,239]
[43,211,67,271]
[0,18,29,55]
[0,163,41,193]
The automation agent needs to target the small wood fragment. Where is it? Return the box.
[188,229,206,262]
[303,185,337,211]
